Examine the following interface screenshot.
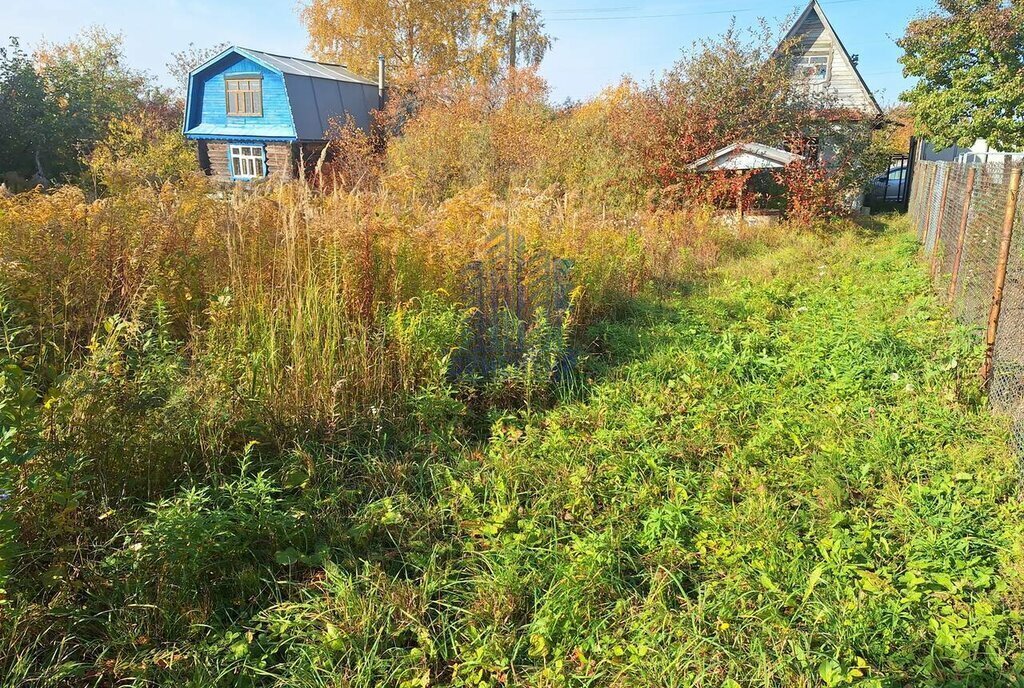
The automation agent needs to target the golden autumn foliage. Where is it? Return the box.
[377,69,650,213]
[300,0,551,88]
[385,69,550,200]
[85,112,197,193]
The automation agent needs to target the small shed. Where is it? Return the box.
[688,143,804,221]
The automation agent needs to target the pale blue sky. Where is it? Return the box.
[7,0,922,106]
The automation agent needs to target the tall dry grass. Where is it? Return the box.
[0,64,785,522]
[0,171,743,456]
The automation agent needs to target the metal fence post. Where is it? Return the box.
[981,166,1022,385]
[930,166,952,277]
[915,164,931,238]
[909,163,921,228]
[947,166,977,303]
[919,165,930,218]
[904,136,918,213]
[920,166,937,245]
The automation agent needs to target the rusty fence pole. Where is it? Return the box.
[930,166,952,277]
[980,165,1022,385]
[947,166,977,303]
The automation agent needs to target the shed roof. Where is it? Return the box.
[689,143,804,172]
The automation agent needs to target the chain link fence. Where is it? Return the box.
[910,158,1024,453]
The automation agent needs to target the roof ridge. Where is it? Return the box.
[237,46,354,71]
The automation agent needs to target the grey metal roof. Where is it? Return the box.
[286,74,378,140]
[238,47,377,86]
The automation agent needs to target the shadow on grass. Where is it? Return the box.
[854,211,906,236]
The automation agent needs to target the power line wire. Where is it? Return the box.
[545,0,873,22]
[546,6,639,13]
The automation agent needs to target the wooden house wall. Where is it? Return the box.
[186,55,296,139]
[200,141,231,179]
[791,11,876,114]
[198,141,296,181]
[266,143,295,179]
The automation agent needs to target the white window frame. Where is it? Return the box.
[228,144,266,180]
[794,54,831,87]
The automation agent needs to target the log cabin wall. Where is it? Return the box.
[201,141,231,179]
[265,142,295,180]
[196,140,295,181]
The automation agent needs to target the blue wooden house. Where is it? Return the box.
[183,46,383,181]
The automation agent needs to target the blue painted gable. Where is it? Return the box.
[185,53,297,140]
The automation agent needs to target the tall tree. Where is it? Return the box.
[167,42,229,96]
[898,0,1024,150]
[299,0,551,87]
[0,39,58,180]
[633,22,841,187]
[0,28,159,181]
[35,28,151,169]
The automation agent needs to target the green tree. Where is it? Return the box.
[0,28,161,181]
[34,28,154,178]
[0,39,59,180]
[898,0,1024,149]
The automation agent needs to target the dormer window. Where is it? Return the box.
[226,76,263,116]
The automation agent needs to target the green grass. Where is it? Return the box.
[4,217,1024,686]
[400,220,1022,687]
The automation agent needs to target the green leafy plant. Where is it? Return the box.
[899,0,1024,150]
[0,295,39,608]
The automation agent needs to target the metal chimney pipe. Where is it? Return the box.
[377,54,385,109]
[510,10,518,71]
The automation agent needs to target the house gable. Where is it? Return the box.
[184,49,297,140]
[238,47,380,140]
[782,1,882,118]
[183,47,381,143]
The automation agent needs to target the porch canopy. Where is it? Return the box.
[688,142,803,172]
